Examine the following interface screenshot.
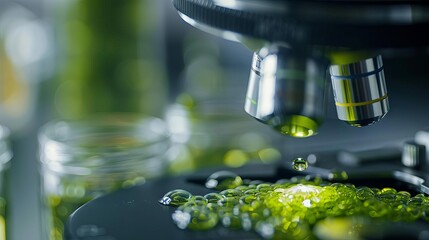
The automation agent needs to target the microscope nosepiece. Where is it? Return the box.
[330,55,389,127]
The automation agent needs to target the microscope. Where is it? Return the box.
[64,1,429,239]
[172,0,428,138]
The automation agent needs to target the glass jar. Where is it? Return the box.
[0,125,11,240]
[38,114,171,240]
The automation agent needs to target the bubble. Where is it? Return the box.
[356,187,375,201]
[240,195,258,204]
[220,189,243,198]
[191,195,208,204]
[292,158,308,171]
[217,198,239,207]
[172,207,218,230]
[204,193,224,203]
[159,189,192,206]
[205,171,243,190]
[244,189,258,196]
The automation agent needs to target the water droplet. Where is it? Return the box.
[292,158,308,171]
[205,171,243,190]
[159,189,192,206]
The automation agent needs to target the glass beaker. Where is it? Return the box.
[0,125,11,240]
[38,114,171,240]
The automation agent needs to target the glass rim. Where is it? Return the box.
[38,114,171,174]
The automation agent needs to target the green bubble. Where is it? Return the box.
[217,198,239,207]
[239,195,258,205]
[380,188,397,195]
[395,191,411,203]
[356,187,375,201]
[159,189,192,206]
[204,193,224,204]
[191,195,208,203]
[256,183,272,191]
[205,171,243,190]
[244,189,258,196]
[182,200,206,208]
[220,189,243,198]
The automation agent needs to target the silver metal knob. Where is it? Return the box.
[402,141,426,170]
[329,55,389,127]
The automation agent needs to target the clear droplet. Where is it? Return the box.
[159,189,192,206]
[292,158,308,171]
[205,171,243,190]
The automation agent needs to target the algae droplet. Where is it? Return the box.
[205,171,243,190]
[292,158,308,171]
[159,189,192,206]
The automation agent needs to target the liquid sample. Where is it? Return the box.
[292,158,308,171]
[161,171,429,239]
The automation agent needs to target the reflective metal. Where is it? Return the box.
[244,44,328,137]
[329,55,389,127]
[402,141,426,170]
[212,0,429,24]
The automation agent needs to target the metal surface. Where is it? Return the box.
[173,0,429,48]
[402,141,426,170]
[329,55,389,127]
[244,45,328,137]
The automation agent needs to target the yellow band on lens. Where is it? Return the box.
[336,95,388,107]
